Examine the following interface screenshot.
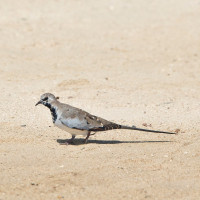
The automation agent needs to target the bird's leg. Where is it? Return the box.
[84,132,91,144]
[60,135,75,145]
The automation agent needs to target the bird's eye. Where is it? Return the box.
[43,97,48,101]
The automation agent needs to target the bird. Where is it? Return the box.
[35,93,176,145]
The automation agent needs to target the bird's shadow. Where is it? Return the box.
[56,138,172,145]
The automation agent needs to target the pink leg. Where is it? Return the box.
[84,132,91,144]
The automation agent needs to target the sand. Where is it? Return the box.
[0,0,200,199]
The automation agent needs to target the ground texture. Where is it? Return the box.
[0,0,200,199]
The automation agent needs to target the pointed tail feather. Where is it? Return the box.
[121,125,176,134]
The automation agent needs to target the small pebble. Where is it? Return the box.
[31,183,38,186]
[143,123,147,127]
[142,123,152,127]
[57,196,64,199]
[175,129,180,133]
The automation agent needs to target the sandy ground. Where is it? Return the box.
[0,0,200,199]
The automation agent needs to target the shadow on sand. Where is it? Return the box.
[56,138,172,145]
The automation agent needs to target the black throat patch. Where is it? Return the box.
[44,102,57,123]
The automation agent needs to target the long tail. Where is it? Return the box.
[91,123,176,134]
[121,125,176,134]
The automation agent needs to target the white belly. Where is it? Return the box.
[54,120,89,136]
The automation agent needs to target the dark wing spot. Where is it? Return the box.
[88,115,96,120]
[89,123,121,132]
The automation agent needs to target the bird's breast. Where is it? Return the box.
[54,118,88,136]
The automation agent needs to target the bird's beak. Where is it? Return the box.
[35,100,42,106]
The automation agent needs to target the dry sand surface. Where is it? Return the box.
[1,0,200,199]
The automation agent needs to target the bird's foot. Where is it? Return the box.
[83,132,91,144]
[83,139,88,144]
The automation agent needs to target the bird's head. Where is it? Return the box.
[35,93,59,107]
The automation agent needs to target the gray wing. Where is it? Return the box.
[59,108,104,130]
[59,106,120,131]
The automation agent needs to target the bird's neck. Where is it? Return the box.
[44,102,58,123]
[44,102,51,109]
